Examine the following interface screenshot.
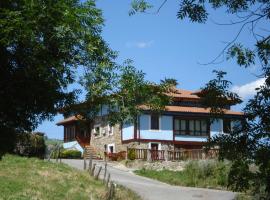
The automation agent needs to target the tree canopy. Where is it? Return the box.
[131,0,270,198]
[0,0,175,158]
[0,0,114,156]
[65,59,175,128]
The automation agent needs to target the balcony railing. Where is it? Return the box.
[127,148,219,161]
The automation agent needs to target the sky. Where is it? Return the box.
[35,0,266,139]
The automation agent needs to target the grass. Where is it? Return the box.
[45,138,63,146]
[135,160,231,190]
[0,154,141,200]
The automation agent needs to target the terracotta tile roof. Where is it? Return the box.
[56,115,82,125]
[165,106,243,116]
[168,89,200,99]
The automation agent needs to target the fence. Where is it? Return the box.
[127,148,219,161]
[150,150,165,161]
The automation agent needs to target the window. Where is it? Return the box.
[174,118,209,136]
[108,124,114,135]
[175,119,187,135]
[64,126,75,142]
[93,125,101,137]
[150,114,160,130]
[223,119,231,133]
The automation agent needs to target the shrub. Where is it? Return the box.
[135,160,231,189]
[128,149,136,160]
[60,149,81,159]
[13,132,46,159]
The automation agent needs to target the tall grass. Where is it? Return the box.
[0,154,141,200]
[135,160,231,190]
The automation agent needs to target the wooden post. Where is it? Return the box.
[56,147,59,163]
[147,149,151,162]
[90,163,96,176]
[164,149,168,161]
[95,166,102,180]
[88,152,93,171]
[106,181,115,200]
[109,182,115,200]
[106,173,110,188]
[103,161,107,183]
[83,157,86,170]
[126,147,128,160]
[82,148,86,170]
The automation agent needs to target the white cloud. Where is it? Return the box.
[231,78,266,99]
[126,40,154,49]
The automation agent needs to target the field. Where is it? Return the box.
[0,155,140,200]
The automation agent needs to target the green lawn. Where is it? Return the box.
[135,160,231,190]
[0,155,140,200]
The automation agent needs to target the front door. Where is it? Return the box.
[151,143,158,150]
[109,146,114,153]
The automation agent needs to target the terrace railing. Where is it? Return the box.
[150,149,165,161]
[127,148,219,161]
[167,149,219,161]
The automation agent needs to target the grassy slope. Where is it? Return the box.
[135,160,231,190]
[0,155,140,200]
[45,138,63,146]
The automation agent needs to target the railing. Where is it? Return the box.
[135,148,148,160]
[168,149,219,161]
[150,150,165,161]
[127,148,219,161]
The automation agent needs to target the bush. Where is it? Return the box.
[106,151,126,161]
[135,160,231,189]
[13,132,46,159]
[128,149,136,160]
[60,149,81,159]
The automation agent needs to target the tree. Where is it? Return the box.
[130,0,270,197]
[65,59,175,133]
[0,0,114,157]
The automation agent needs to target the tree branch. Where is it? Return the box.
[199,15,266,65]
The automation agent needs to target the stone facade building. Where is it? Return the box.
[57,88,244,157]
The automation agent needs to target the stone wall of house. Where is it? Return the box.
[90,116,176,156]
[124,141,174,150]
[90,116,127,156]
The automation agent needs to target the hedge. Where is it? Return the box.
[61,149,82,159]
[51,149,82,159]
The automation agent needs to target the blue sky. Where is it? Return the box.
[36,0,265,139]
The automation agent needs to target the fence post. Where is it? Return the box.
[106,173,110,188]
[95,166,102,180]
[88,152,93,171]
[56,146,60,163]
[107,182,115,200]
[90,163,96,176]
[83,149,87,170]
[103,161,107,183]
